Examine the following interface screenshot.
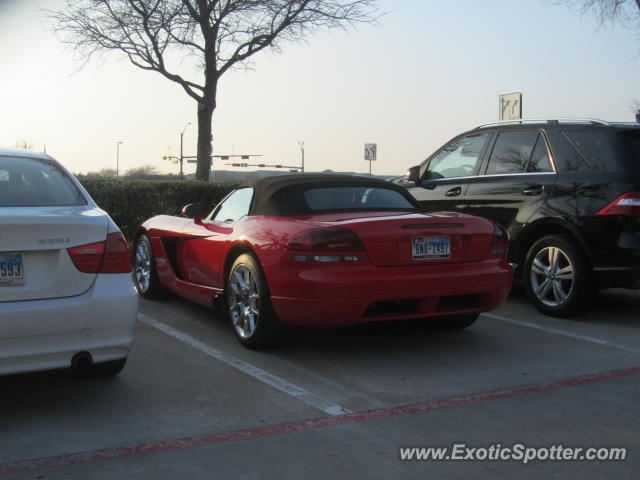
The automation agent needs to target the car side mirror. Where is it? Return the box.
[407,165,421,184]
[181,203,204,223]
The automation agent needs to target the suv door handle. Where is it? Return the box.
[445,186,462,197]
[522,185,544,196]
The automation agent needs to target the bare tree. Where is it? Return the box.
[84,167,118,178]
[557,0,640,28]
[48,0,378,181]
[632,98,640,122]
[123,164,161,178]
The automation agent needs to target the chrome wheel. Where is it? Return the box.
[228,263,261,339]
[134,238,152,294]
[529,246,574,307]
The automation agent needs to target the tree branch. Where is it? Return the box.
[47,0,380,181]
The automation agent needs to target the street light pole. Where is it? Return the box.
[298,141,305,173]
[116,141,123,179]
[180,122,191,179]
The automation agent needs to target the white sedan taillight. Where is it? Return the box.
[67,232,131,274]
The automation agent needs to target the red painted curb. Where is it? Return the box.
[2,365,639,475]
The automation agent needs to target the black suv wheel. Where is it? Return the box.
[523,235,594,317]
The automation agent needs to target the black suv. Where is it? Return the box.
[403,119,640,317]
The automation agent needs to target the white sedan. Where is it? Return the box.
[0,148,138,376]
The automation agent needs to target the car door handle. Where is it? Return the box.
[522,185,544,196]
[445,186,462,197]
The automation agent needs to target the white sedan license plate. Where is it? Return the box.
[0,252,25,286]
[412,236,450,260]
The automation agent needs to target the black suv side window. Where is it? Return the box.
[485,131,550,175]
[427,133,490,179]
[527,134,554,173]
[560,131,618,172]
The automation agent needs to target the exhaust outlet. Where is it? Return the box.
[71,351,93,372]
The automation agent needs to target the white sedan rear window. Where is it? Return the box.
[0,156,85,207]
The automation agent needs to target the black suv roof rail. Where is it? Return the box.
[475,118,610,129]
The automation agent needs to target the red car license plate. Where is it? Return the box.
[412,236,450,260]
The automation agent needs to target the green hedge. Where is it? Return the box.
[77,178,239,240]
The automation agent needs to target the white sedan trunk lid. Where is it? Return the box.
[0,206,109,302]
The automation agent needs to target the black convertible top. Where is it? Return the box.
[243,174,419,216]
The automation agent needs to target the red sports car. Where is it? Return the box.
[132,174,513,348]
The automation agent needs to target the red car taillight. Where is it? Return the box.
[287,228,364,251]
[287,228,364,262]
[596,192,640,216]
[67,232,131,274]
[490,223,509,257]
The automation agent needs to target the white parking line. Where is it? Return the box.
[138,313,352,416]
[483,312,640,354]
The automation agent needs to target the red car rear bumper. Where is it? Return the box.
[265,259,513,327]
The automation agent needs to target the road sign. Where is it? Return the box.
[364,143,377,161]
[499,92,522,120]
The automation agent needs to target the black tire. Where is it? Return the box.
[430,313,479,331]
[523,234,595,317]
[132,234,165,299]
[226,253,281,349]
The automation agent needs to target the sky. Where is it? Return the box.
[1,0,639,176]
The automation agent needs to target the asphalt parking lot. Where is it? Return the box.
[1,285,639,479]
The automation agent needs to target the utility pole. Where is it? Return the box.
[298,141,305,173]
[116,141,123,179]
[180,122,191,179]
